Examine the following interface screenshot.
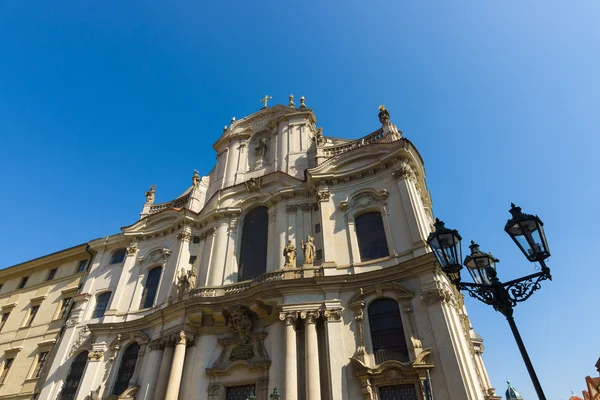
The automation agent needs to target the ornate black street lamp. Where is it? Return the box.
[427,204,551,400]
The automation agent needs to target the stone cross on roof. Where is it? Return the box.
[260,95,272,109]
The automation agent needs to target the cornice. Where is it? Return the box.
[0,244,90,278]
[85,253,439,335]
[0,273,85,300]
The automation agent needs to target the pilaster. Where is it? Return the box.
[316,190,336,264]
[207,221,229,286]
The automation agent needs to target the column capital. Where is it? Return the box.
[149,339,164,351]
[177,227,192,242]
[392,161,416,182]
[316,189,330,202]
[301,310,320,324]
[279,311,299,325]
[322,308,343,322]
[126,244,139,256]
[87,350,105,362]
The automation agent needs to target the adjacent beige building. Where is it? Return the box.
[0,244,92,399]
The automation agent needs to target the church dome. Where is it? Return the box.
[506,381,524,400]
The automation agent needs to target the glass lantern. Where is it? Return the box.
[463,241,499,285]
[427,219,463,283]
[504,204,550,262]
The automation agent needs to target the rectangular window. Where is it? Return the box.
[33,352,48,378]
[0,313,9,331]
[26,305,39,326]
[18,276,29,289]
[225,384,256,400]
[47,269,57,281]
[0,358,13,383]
[316,249,323,261]
[0,284,3,292]
[189,256,197,264]
[315,223,321,233]
[192,236,200,243]
[77,260,88,273]
[60,298,72,319]
[379,384,418,400]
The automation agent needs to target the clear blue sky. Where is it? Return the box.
[1,1,598,398]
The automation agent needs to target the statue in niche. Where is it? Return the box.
[255,138,268,161]
[145,185,156,204]
[188,262,197,290]
[283,240,297,268]
[192,170,200,188]
[314,127,326,147]
[228,307,253,345]
[301,235,316,265]
[378,105,391,125]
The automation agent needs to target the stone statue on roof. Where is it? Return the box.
[145,185,156,204]
[378,105,390,125]
[192,170,200,188]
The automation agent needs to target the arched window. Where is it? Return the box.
[112,343,139,395]
[140,267,161,309]
[110,249,126,265]
[355,212,389,262]
[368,298,408,363]
[93,292,111,319]
[60,351,88,400]
[238,206,268,280]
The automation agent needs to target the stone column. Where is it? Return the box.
[303,311,321,400]
[138,340,164,400]
[323,309,347,400]
[267,206,278,271]
[107,244,138,313]
[222,218,239,285]
[164,331,188,400]
[198,227,216,286]
[75,349,105,400]
[153,340,174,400]
[316,190,335,264]
[344,215,360,264]
[393,162,429,255]
[208,221,229,286]
[280,312,298,400]
[276,203,288,269]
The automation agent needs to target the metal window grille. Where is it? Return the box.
[379,384,418,400]
[60,351,88,400]
[225,384,256,400]
[112,344,140,395]
[368,298,409,363]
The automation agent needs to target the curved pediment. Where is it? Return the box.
[212,104,316,152]
[122,209,183,235]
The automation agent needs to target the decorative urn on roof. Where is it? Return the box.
[506,381,524,400]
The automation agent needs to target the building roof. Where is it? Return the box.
[570,396,584,400]
[506,381,524,400]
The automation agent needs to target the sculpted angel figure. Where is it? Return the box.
[192,170,201,188]
[301,235,316,265]
[145,185,156,204]
[283,240,297,268]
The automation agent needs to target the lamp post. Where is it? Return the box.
[427,204,551,400]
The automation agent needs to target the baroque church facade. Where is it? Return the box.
[35,97,500,400]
